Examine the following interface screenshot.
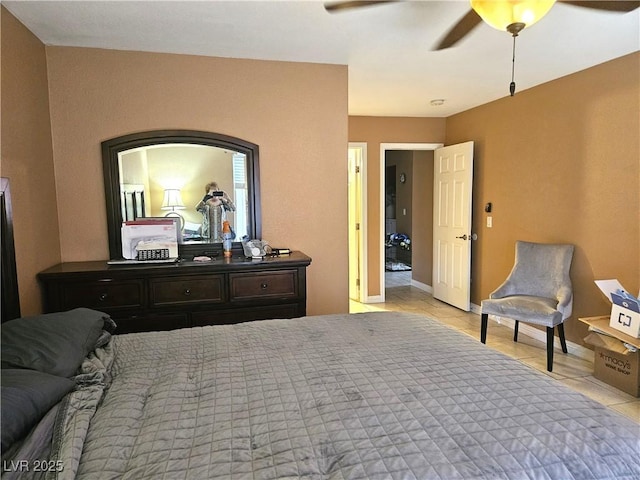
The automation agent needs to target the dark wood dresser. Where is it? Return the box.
[38,252,311,334]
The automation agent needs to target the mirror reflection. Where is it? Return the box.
[103,130,261,260]
[118,144,249,243]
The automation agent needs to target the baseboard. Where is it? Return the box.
[410,280,432,293]
[365,294,385,304]
[470,302,482,315]
[369,291,592,361]
[486,314,593,362]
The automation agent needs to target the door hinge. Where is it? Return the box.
[355,165,360,173]
[355,223,360,230]
[356,278,360,287]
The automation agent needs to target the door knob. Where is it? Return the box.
[455,234,468,240]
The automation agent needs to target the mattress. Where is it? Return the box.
[51,312,640,479]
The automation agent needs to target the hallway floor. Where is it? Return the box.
[350,275,640,424]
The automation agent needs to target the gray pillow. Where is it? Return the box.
[1,369,75,451]
[1,308,113,377]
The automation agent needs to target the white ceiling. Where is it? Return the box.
[4,0,639,117]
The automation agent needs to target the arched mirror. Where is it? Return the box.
[102,130,261,259]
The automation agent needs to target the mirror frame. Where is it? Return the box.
[102,129,261,259]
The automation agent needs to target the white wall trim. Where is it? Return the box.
[411,280,432,293]
[365,294,385,304]
[348,142,368,303]
[484,314,593,362]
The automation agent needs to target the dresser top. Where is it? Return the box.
[39,251,312,278]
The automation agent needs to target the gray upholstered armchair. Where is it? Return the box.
[480,241,575,372]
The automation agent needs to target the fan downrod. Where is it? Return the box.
[506,23,525,97]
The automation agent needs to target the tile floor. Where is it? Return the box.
[350,270,640,423]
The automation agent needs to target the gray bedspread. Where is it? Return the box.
[52,312,640,479]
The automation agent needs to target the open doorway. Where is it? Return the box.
[384,156,412,287]
[380,144,442,299]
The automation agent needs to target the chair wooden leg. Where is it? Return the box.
[546,327,554,372]
[513,320,519,342]
[481,313,488,344]
[558,323,568,354]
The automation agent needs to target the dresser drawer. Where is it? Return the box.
[230,270,297,301]
[38,252,310,332]
[150,275,224,306]
[61,279,144,310]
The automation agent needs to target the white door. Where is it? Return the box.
[433,142,474,311]
[348,144,365,302]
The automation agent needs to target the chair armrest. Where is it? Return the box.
[489,278,518,299]
[556,286,573,308]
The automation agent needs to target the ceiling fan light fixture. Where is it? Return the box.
[470,0,556,33]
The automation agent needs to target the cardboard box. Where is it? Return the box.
[593,347,639,397]
[580,316,640,397]
[609,303,640,338]
[594,279,640,338]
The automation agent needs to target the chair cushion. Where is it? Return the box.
[481,295,563,327]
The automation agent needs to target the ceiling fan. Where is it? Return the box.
[325,1,639,95]
[325,1,640,50]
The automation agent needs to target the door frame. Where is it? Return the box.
[376,143,443,302]
[348,143,367,303]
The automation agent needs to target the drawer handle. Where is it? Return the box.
[99,293,108,302]
[184,289,191,296]
[261,283,268,289]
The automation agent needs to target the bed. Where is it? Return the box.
[2,309,639,479]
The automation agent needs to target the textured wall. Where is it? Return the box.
[4,9,349,315]
[446,52,639,345]
[1,7,59,315]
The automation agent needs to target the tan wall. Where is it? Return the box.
[446,52,640,346]
[4,11,349,316]
[411,150,434,287]
[45,47,349,316]
[385,151,413,238]
[349,117,446,296]
[1,7,60,315]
